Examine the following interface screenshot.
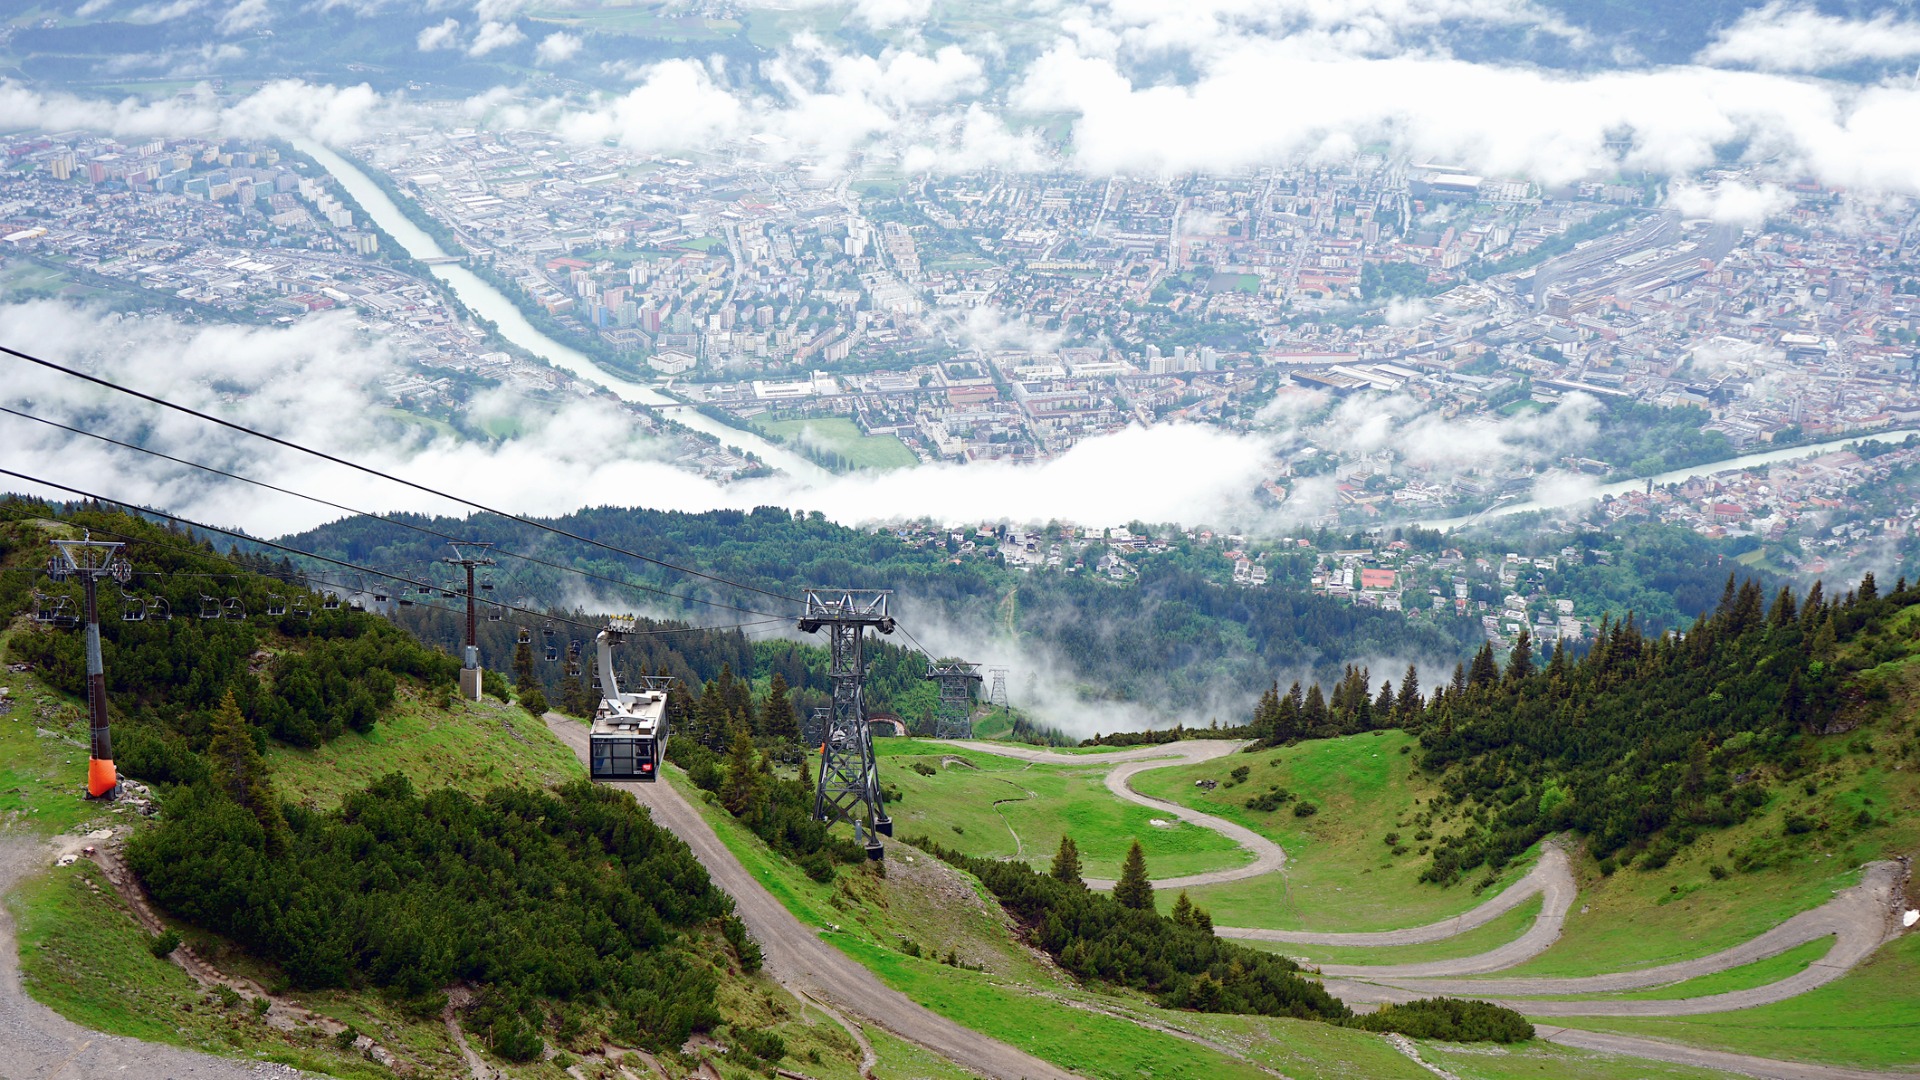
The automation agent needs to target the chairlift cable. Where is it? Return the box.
[0,405,790,621]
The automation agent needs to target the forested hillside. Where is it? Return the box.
[281,505,1481,710]
[1243,571,1920,887]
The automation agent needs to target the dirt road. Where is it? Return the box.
[1352,860,1909,1016]
[0,832,308,1080]
[547,717,1079,1080]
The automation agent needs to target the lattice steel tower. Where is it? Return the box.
[797,588,894,859]
[926,660,982,740]
[987,666,1010,708]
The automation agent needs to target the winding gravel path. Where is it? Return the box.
[947,739,1288,888]
[0,832,309,1080]
[1344,860,1909,1015]
[547,717,1079,1080]
[1217,843,1574,958]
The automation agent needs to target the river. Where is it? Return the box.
[1420,429,1920,532]
[292,139,826,480]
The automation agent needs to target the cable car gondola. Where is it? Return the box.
[588,617,671,783]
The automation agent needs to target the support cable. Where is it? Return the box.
[0,404,790,621]
[2,344,803,604]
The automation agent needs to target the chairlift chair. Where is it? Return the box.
[347,597,366,613]
[479,576,494,593]
[199,595,223,620]
[289,596,311,618]
[31,590,56,623]
[372,590,389,603]
[146,596,172,621]
[397,595,415,607]
[321,591,341,611]
[516,627,532,645]
[121,589,146,622]
[266,594,288,617]
[223,597,246,620]
[545,642,560,663]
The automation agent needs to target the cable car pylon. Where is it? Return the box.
[925,660,982,739]
[47,535,131,799]
[797,589,894,860]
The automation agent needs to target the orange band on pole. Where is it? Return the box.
[87,758,117,798]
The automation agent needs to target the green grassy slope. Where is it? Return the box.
[877,741,1248,879]
[266,689,583,807]
[1128,730,1538,931]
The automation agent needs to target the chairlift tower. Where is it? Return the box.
[48,536,131,799]
[926,660,982,740]
[797,589,894,859]
[987,667,1010,709]
[442,542,496,701]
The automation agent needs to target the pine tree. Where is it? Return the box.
[1396,664,1422,725]
[1767,586,1798,627]
[1373,678,1395,721]
[1505,628,1533,683]
[1112,840,1154,910]
[759,672,798,741]
[1860,571,1879,602]
[1302,683,1329,736]
[207,690,286,848]
[1271,684,1302,743]
[1469,642,1500,688]
[1050,835,1083,886]
[1170,890,1195,926]
[720,722,764,819]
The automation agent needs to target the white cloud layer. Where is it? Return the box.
[1698,2,1920,72]
[1667,178,1793,227]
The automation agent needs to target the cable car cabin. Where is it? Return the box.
[589,688,669,782]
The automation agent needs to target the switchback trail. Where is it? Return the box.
[546,716,1079,1080]
[0,832,309,1080]
[947,739,1286,888]
[1216,843,1574,959]
[1335,860,1910,1015]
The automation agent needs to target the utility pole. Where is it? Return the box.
[797,589,893,860]
[987,667,1010,709]
[442,542,496,701]
[48,536,130,800]
[926,660,982,739]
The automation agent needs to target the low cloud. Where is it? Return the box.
[534,31,581,65]
[1698,3,1920,72]
[467,19,525,57]
[1667,178,1793,227]
[417,17,461,51]
[216,0,270,34]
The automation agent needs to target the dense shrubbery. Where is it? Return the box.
[128,771,731,1055]
[1347,997,1534,1042]
[669,731,862,882]
[915,836,1348,1022]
